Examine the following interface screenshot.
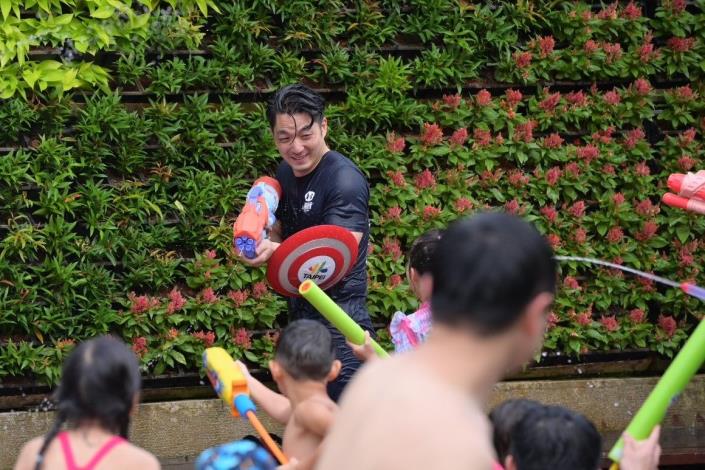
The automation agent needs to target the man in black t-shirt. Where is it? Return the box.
[239,84,372,400]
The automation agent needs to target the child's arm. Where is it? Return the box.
[236,360,292,424]
[287,400,337,470]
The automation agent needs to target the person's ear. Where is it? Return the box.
[327,359,341,382]
[522,292,554,338]
[270,360,284,382]
[129,393,140,417]
[504,454,517,470]
[320,117,328,138]
[417,272,433,302]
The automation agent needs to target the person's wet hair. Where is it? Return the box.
[275,319,336,381]
[267,84,325,131]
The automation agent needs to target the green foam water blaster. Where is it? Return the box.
[299,280,390,358]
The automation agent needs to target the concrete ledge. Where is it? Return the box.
[2,375,705,469]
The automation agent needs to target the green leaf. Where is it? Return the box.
[171,350,187,365]
[1,0,11,20]
[91,6,115,18]
[676,225,690,244]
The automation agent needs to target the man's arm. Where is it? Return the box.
[236,361,291,424]
[321,165,368,244]
[290,400,337,470]
[237,221,283,267]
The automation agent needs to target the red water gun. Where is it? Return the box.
[233,176,282,259]
[662,171,705,215]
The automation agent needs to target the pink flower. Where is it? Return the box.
[450,128,468,147]
[602,164,616,175]
[192,330,216,347]
[454,198,473,213]
[504,199,522,215]
[514,120,537,142]
[505,89,523,108]
[566,91,588,107]
[545,166,562,186]
[603,89,621,106]
[443,94,462,109]
[539,92,561,112]
[680,252,694,267]
[514,51,532,68]
[568,200,586,218]
[547,312,559,329]
[613,193,626,205]
[387,170,406,187]
[635,162,650,176]
[473,128,492,147]
[383,238,402,260]
[635,199,659,217]
[422,206,442,220]
[577,144,599,162]
[228,289,249,307]
[667,0,687,13]
[667,37,695,53]
[389,274,403,288]
[205,249,216,259]
[386,132,406,153]
[680,128,697,146]
[420,123,443,146]
[633,78,652,96]
[624,128,645,149]
[508,169,529,187]
[543,133,564,148]
[658,315,677,338]
[233,328,252,349]
[201,287,218,304]
[476,89,492,106]
[639,41,658,63]
[563,275,581,290]
[547,233,561,249]
[128,293,153,314]
[635,221,658,241]
[132,337,148,357]
[584,40,599,54]
[574,227,587,244]
[538,36,555,57]
[629,309,646,324]
[252,281,268,299]
[674,85,696,102]
[565,162,581,178]
[414,169,436,189]
[603,42,623,63]
[577,311,592,326]
[622,1,641,19]
[541,206,558,223]
[597,2,617,19]
[385,206,402,222]
[167,288,186,314]
[607,227,624,243]
[600,315,619,332]
[166,328,179,340]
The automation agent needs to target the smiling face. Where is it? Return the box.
[272,112,329,177]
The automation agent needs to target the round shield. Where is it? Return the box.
[266,225,359,297]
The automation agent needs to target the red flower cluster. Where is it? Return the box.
[576,311,592,326]
[201,287,218,304]
[514,51,532,69]
[539,91,561,113]
[635,221,658,241]
[658,315,677,338]
[541,206,558,223]
[678,154,697,170]
[228,289,249,307]
[613,193,626,205]
[639,34,658,63]
[602,164,616,175]
[422,206,441,220]
[546,312,559,329]
[633,79,652,96]
[473,128,492,147]
[387,170,406,187]
[505,89,523,108]
[600,315,619,332]
[634,162,650,176]
[592,127,614,144]
[667,37,695,52]
[476,89,492,106]
[563,275,581,290]
[504,199,523,215]
[577,144,599,162]
[566,91,588,107]
[597,2,617,19]
[573,227,588,244]
[624,128,645,149]
[386,132,406,153]
[192,330,215,347]
[629,309,646,324]
[583,40,599,54]
[514,120,537,142]
[680,128,696,146]
[674,85,696,102]
[233,328,252,349]
[252,281,268,299]
[132,337,148,356]
[166,328,179,340]
[450,128,468,147]
[421,123,444,146]
[389,274,403,288]
[667,0,687,13]
[385,206,402,222]
[454,198,473,213]
[603,89,621,106]
[383,238,402,260]
[443,94,462,109]
[538,36,555,57]
[543,133,564,149]
[167,288,186,314]
[546,233,561,249]
[128,292,160,314]
[205,249,216,259]
[603,42,623,63]
[508,169,529,187]
[568,200,586,218]
[545,166,562,186]
[565,162,581,178]
[622,1,641,19]
[607,226,624,243]
[414,169,436,189]
[635,199,659,217]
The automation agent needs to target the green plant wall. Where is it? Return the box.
[2,0,705,384]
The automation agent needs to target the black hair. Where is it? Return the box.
[267,84,325,131]
[274,319,336,381]
[430,212,556,334]
[489,399,542,463]
[408,229,444,275]
[508,405,602,470]
[34,335,141,470]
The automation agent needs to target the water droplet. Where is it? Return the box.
[541,351,548,357]
[567,359,572,363]
[556,351,561,356]
[614,402,620,407]
[577,368,583,374]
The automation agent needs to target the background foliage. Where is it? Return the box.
[2,0,705,384]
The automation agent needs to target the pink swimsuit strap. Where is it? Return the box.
[57,431,125,470]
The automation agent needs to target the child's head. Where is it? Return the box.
[271,320,340,392]
[406,229,444,301]
[430,212,556,367]
[489,399,542,463]
[35,335,141,468]
[506,405,601,470]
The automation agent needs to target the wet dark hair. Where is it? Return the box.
[267,84,325,131]
[489,399,542,463]
[509,405,602,470]
[34,335,141,470]
[274,319,336,381]
[408,229,444,275]
[431,212,556,334]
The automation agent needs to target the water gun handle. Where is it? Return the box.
[234,177,281,259]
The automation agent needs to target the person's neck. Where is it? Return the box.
[410,325,515,403]
[284,379,330,408]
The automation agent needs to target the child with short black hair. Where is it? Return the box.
[13,335,159,470]
[489,399,543,467]
[238,319,340,470]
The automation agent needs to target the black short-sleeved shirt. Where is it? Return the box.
[275,150,370,300]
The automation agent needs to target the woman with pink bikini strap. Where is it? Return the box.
[13,336,160,470]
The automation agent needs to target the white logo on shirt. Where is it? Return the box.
[304,191,315,202]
